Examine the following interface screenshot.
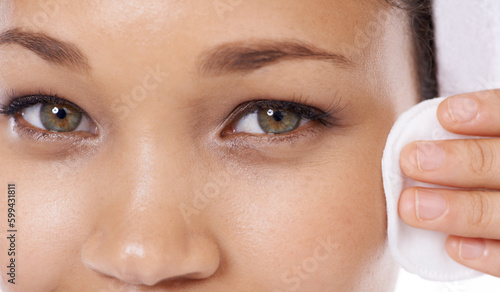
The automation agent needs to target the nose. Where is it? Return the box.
[80,111,221,286]
[82,198,220,286]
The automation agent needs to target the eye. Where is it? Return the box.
[22,103,86,132]
[0,95,98,134]
[225,100,337,136]
[235,107,304,134]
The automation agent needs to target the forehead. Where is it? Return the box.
[1,0,395,55]
[0,0,409,110]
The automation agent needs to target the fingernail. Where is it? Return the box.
[416,142,446,171]
[448,96,478,123]
[459,238,485,260]
[415,189,448,221]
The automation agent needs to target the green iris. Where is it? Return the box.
[257,107,301,134]
[40,103,82,132]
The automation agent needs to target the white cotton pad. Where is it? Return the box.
[382,97,483,281]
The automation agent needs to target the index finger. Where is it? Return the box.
[438,89,500,136]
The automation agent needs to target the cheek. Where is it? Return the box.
[210,150,389,291]
[0,156,93,290]
[0,106,396,291]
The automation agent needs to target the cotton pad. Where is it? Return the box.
[382,97,483,281]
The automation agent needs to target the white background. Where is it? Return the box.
[395,268,500,292]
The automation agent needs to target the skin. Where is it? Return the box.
[399,89,500,278]
[0,0,421,291]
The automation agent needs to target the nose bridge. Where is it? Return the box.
[81,125,220,285]
[110,118,187,203]
[103,103,194,220]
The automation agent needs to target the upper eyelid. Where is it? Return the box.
[3,96,334,132]
[219,99,336,137]
[0,95,96,130]
[241,100,322,111]
[0,95,100,136]
[5,95,88,115]
[227,99,327,119]
[225,99,332,128]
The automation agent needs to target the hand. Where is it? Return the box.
[398,89,500,277]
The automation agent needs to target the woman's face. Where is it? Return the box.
[0,0,419,291]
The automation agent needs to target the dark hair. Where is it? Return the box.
[387,0,437,100]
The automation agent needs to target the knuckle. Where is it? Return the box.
[465,140,495,178]
[492,89,500,100]
[466,191,494,229]
[478,89,500,102]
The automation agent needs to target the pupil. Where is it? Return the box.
[56,108,67,119]
[273,111,284,122]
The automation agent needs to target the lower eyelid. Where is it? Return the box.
[9,121,100,159]
[18,105,99,135]
[221,121,324,147]
[12,113,98,141]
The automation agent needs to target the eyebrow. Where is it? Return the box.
[0,28,90,73]
[198,40,353,77]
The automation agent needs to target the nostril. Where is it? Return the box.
[114,273,144,286]
[82,230,221,286]
[115,270,178,287]
[81,202,221,287]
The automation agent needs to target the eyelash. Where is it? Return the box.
[0,93,85,115]
[221,95,345,142]
[0,93,95,140]
[0,93,345,145]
